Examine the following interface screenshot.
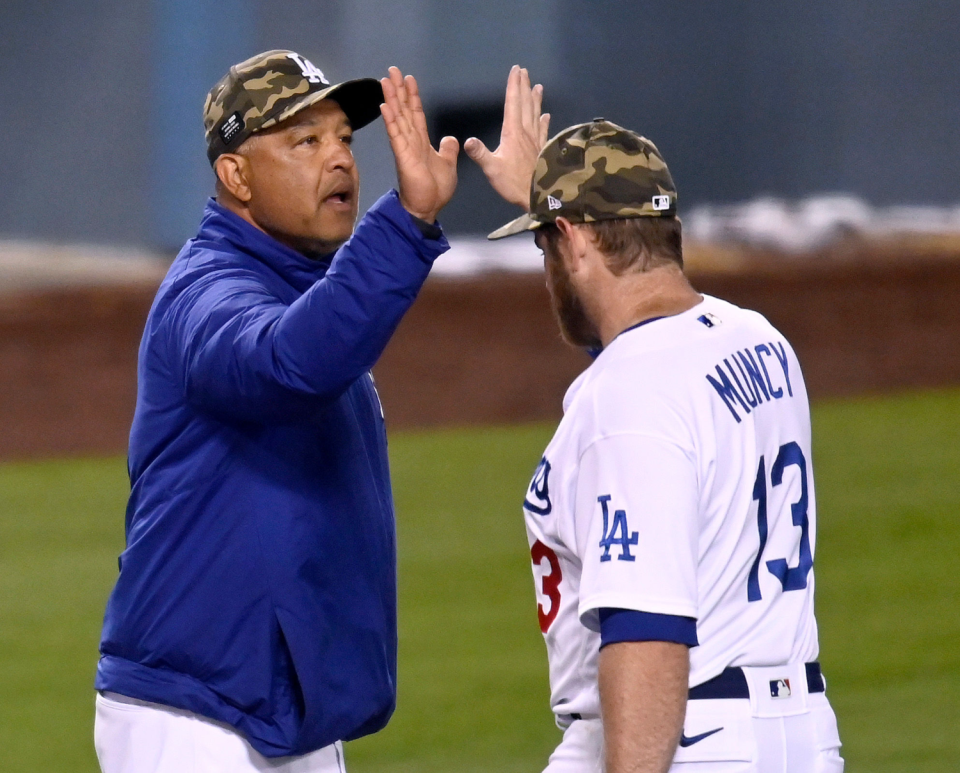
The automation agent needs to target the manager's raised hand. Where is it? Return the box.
[380,67,458,224]
[465,65,550,210]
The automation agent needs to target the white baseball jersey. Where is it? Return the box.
[523,295,820,725]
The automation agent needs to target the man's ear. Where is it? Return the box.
[214,154,253,203]
[555,217,589,272]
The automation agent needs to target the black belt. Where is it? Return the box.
[561,662,825,722]
[688,662,824,700]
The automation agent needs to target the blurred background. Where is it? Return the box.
[0,1,959,772]
[3,0,960,246]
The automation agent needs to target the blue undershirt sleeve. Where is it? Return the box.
[598,607,698,649]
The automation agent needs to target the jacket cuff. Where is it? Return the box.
[366,190,449,259]
[410,214,444,241]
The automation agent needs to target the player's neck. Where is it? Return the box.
[595,266,703,347]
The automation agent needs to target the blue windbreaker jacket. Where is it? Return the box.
[96,191,449,757]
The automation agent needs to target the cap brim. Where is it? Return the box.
[269,78,385,133]
[323,78,385,131]
[487,213,544,240]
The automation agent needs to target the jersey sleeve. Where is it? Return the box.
[598,608,698,647]
[576,433,700,631]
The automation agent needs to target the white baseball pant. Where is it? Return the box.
[543,663,843,773]
[94,692,346,773]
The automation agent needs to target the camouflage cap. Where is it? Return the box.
[488,119,677,240]
[203,50,384,165]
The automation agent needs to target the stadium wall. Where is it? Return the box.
[1,253,959,460]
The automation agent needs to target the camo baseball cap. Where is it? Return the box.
[488,119,677,240]
[203,50,384,165]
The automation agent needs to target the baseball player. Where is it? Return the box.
[467,73,843,773]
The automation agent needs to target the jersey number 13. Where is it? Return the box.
[748,441,813,602]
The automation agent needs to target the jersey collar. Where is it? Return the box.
[587,315,667,359]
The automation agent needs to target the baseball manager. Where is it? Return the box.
[468,71,843,772]
[93,50,458,773]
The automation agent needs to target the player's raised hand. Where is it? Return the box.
[380,67,459,224]
[464,65,550,211]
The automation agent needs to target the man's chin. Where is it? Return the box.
[265,227,352,259]
[558,323,602,351]
[298,213,359,257]
[315,214,357,247]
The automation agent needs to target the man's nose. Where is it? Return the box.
[327,141,356,171]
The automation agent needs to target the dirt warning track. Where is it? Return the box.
[1,247,959,460]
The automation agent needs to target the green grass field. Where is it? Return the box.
[0,388,958,772]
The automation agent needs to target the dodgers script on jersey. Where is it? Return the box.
[523,294,819,726]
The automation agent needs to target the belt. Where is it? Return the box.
[688,661,824,700]
[561,662,825,723]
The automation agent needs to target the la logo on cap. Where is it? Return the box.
[287,53,328,85]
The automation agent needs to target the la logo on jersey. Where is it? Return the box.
[597,495,638,562]
[287,53,329,85]
[524,457,552,515]
[770,678,792,699]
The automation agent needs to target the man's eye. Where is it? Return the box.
[341,134,354,146]
[298,135,318,146]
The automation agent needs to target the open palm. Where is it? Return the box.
[464,66,550,211]
[380,67,458,224]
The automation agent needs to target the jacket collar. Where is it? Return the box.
[196,198,334,293]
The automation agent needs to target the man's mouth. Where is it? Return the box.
[324,182,355,207]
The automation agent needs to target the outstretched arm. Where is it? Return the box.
[380,67,459,223]
[464,65,550,210]
[178,192,446,423]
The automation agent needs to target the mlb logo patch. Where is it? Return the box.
[698,313,722,328]
[770,679,792,699]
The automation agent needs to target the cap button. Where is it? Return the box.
[593,117,606,122]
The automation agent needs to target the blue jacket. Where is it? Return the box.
[96,191,448,757]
